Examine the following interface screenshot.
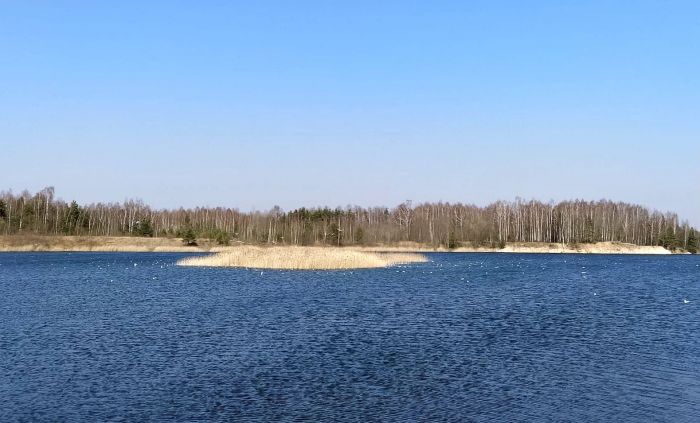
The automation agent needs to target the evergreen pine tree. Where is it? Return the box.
[179,215,197,246]
[583,217,595,243]
[687,229,698,254]
[215,229,230,245]
[354,227,364,244]
[64,201,82,234]
[181,227,197,246]
[659,227,679,251]
[328,223,341,246]
[135,218,154,237]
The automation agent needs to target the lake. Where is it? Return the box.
[1,252,698,422]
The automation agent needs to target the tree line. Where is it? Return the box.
[0,187,697,252]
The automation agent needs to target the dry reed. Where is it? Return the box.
[0,235,207,252]
[176,246,428,270]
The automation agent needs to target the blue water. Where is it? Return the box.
[0,253,698,422]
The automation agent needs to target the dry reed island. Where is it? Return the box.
[0,188,697,269]
[177,246,428,270]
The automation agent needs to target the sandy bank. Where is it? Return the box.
[0,236,675,255]
[359,241,673,254]
[492,241,672,254]
[177,246,428,270]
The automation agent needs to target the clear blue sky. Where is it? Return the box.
[1,1,698,225]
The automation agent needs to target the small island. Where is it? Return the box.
[177,246,428,270]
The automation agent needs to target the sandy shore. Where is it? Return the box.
[358,241,674,255]
[0,236,675,254]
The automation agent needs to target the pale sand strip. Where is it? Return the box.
[0,236,674,254]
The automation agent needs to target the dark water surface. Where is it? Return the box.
[1,252,699,422]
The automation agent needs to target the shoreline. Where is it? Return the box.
[0,236,680,255]
[360,241,675,255]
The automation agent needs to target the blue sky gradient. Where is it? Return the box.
[1,2,698,224]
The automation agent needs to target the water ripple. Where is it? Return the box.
[0,252,698,422]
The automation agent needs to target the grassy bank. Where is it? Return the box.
[0,235,211,252]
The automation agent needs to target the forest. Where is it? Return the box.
[0,187,697,253]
